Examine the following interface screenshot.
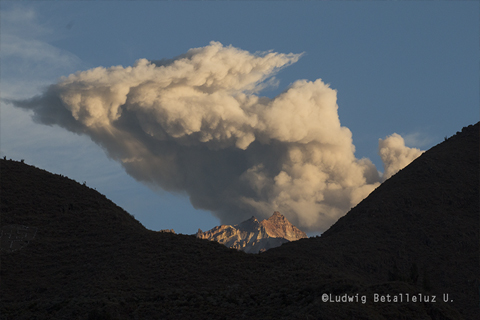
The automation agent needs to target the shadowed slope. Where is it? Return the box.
[266,122,479,319]
[0,159,255,319]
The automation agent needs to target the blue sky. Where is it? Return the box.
[1,1,478,236]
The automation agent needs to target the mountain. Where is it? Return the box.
[264,122,479,319]
[1,122,478,320]
[196,211,307,253]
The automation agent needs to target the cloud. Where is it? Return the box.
[0,5,84,99]
[0,6,51,40]
[10,41,423,232]
[379,133,424,181]
[402,131,434,148]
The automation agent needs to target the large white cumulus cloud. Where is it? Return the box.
[11,41,422,232]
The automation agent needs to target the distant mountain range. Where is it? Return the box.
[1,122,478,319]
[196,211,307,253]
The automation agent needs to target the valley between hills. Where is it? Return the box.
[1,123,478,319]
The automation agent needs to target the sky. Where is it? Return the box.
[1,1,478,236]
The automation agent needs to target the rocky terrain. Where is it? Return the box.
[196,211,307,253]
[0,122,478,319]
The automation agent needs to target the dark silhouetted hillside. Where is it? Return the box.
[265,122,479,319]
[1,122,478,319]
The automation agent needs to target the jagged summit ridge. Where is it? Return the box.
[196,212,307,253]
[260,211,306,241]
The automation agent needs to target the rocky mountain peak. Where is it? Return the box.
[196,212,307,253]
[269,211,284,220]
[237,216,260,231]
[260,212,306,241]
